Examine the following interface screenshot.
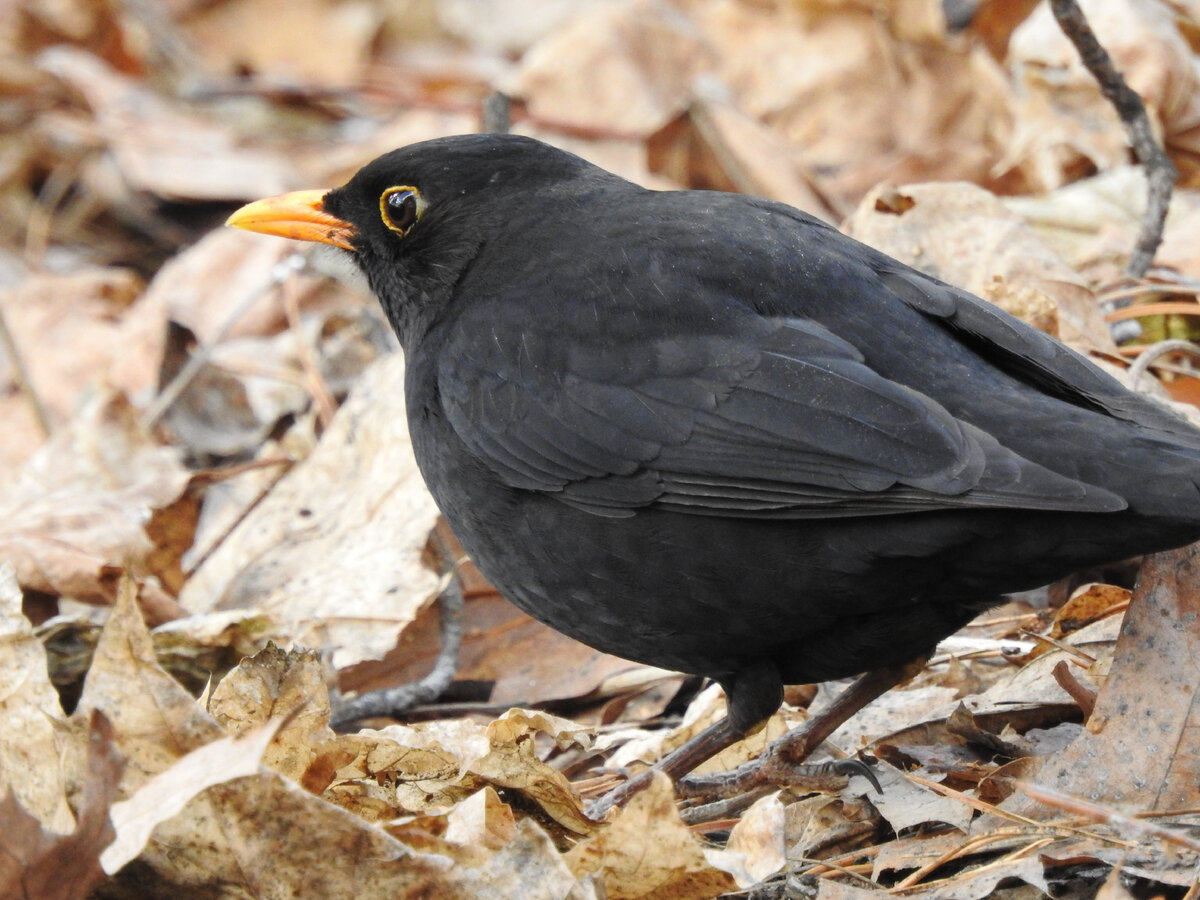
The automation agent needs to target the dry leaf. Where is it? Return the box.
[566,771,737,900]
[1008,0,1200,186]
[0,711,122,900]
[693,0,1017,208]
[142,228,302,345]
[437,0,589,54]
[342,585,654,710]
[0,267,143,429]
[38,46,292,200]
[182,0,382,84]
[208,644,334,782]
[0,562,74,833]
[0,389,191,603]
[443,785,518,851]
[325,708,593,834]
[1013,543,1200,815]
[180,352,442,669]
[72,576,222,790]
[507,0,711,136]
[857,761,974,834]
[704,791,787,888]
[100,716,284,874]
[844,180,1115,349]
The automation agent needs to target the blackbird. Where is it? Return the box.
[229,134,1200,807]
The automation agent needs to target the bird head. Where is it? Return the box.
[226,133,602,343]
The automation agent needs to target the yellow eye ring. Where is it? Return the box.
[379,186,425,236]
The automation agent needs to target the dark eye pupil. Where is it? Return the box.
[387,191,417,230]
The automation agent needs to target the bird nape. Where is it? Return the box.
[228,133,1200,815]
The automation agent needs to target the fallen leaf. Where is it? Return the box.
[100,715,284,874]
[0,562,74,833]
[0,389,191,603]
[704,791,787,888]
[72,576,223,790]
[323,708,593,834]
[436,0,589,55]
[38,46,293,201]
[507,0,711,136]
[208,644,334,782]
[1008,0,1200,187]
[693,0,1018,209]
[180,352,442,669]
[0,266,143,431]
[182,0,382,85]
[443,785,518,851]
[858,761,974,835]
[1013,542,1200,815]
[0,711,123,900]
[566,771,736,900]
[844,180,1115,349]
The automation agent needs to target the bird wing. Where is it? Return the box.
[437,298,1125,519]
[876,265,1200,445]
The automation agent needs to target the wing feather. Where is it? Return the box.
[440,305,1126,518]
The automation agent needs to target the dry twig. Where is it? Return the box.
[1049,0,1177,279]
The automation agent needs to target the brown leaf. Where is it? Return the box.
[38,47,293,201]
[208,644,334,782]
[0,564,74,833]
[1008,0,1200,187]
[648,100,838,222]
[566,771,736,900]
[844,181,1115,349]
[854,760,973,835]
[0,390,191,603]
[1012,542,1200,814]
[143,227,302,345]
[507,0,711,136]
[340,569,651,710]
[180,353,442,670]
[182,0,383,85]
[474,709,594,835]
[0,266,143,434]
[0,711,123,900]
[692,0,1018,208]
[703,791,787,888]
[320,708,593,834]
[443,785,518,851]
[437,0,588,55]
[99,715,284,874]
[1048,582,1131,641]
[73,576,223,790]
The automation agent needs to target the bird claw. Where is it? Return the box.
[816,757,882,793]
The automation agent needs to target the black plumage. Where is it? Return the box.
[229,133,1200,803]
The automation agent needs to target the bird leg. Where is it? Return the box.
[587,659,784,818]
[675,658,927,800]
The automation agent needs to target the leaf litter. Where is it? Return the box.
[4,1,1200,898]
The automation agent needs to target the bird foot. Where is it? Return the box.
[585,662,916,817]
[585,768,656,820]
[677,754,880,802]
[586,755,879,822]
[674,757,879,825]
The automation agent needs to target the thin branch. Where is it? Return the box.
[281,267,338,429]
[142,252,308,429]
[0,294,52,438]
[481,91,511,134]
[1126,338,1200,389]
[1019,781,1200,851]
[1049,0,1177,279]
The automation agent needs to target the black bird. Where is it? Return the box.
[228,134,1200,810]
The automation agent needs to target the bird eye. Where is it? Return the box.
[379,186,424,236]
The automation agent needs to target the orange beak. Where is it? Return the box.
[225,189,357,251]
